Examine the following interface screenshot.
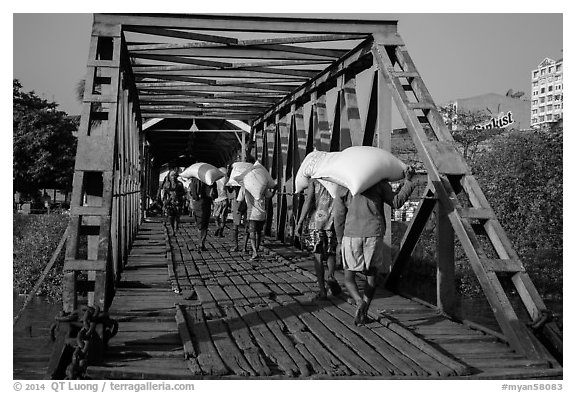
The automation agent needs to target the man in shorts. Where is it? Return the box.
[244,186,277,261]
[228,186,248,252]
[334,166,416,325]
[213,174,229,237]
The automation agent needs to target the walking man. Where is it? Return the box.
[158,167,186,236]
[334,166,416,325]
[244,186,277,261]
[213,174,229,237]
[189,176,216,251]
[296,179,341,300]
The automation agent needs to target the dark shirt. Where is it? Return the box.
[333,179,415,241]
[189,177,215,202]
[159,177,185,215]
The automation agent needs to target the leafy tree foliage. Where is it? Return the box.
[439,105,505,162]
[472,122,563,296]
[13,79,78,194]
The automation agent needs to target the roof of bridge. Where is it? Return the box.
[94,14,398,168]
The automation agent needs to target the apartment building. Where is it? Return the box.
[531,57,563,127]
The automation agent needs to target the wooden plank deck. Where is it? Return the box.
[87,219,562,379]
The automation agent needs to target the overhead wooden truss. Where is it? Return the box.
[56,14,560,373]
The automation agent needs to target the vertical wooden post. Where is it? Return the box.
[241,131,246,161]
[316,93,331,151]
[342,75,363,146]
[376,68,393,273]
[276,114,288,241]
[436,201,457,316]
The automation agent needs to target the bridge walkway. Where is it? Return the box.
[87,219,561,379]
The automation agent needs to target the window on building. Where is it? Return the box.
[548,95,554,102]
[539,116,544,122]
[546,114,553,121]
[557,64,562,72]
[549,66,554,72]
[540,97,545,103]
[541,87,545,93]
[548,86,553,91]
[547,104,553,111]
[532,109,537,115]
[540,107,545,113]
[533,71,539,78]
[541,68,546,75]
[533,100,538,105]
[532,81,538,87]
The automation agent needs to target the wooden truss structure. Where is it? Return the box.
[61,13,560,369]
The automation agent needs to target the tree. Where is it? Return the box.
[439,105,505,162]
[13,79,78,195]
[472,123,562,296]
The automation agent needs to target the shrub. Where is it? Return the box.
[472,124,562,298]
[13,214,69,302]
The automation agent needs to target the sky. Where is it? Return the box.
[12,13,563,117]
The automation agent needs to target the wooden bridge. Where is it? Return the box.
[45,13,561,379]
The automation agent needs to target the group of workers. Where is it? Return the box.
[157,156,275,259]
[157,157,416,326]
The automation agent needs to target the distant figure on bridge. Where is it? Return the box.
[333,166,416,326]
[296,179,342,301]
[228,185,248,252]
[245,184,277,261]
[158,168,186,236]
[228,155,255,253]
[212,170,229,238]
[189,176,217,251]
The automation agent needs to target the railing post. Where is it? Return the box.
[376,68,394,274]
[436,201,457,316]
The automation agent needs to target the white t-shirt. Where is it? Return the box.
[245,189,273,221]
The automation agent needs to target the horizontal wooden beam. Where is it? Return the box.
[146,129,249,133]
[132,60,328,70]
[97,13,398,34]
[141,104,268,112]
[123,25,238,44]
[130,34,367,50]
[130,52,232,68]
[139,94,280,103]
[140,100,271,107]
[129,46,339,60]
[134,69,308,79]
[142,112,256,120]
[238,34,366,46]
[137,74,301,86]
[137,84,293,93]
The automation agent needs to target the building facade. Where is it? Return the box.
[531,57,563,128]
[446,93,531,131]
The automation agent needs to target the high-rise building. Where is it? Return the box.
[530,57,563,128]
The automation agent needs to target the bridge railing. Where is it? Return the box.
[62,21,146,315]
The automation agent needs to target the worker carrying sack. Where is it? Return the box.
[180,162,225,186]
[294,149,329,193]
[234,161,276,200]
[313,146,407,196]
[226,162,254,187]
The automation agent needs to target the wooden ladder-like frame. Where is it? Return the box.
[372,40,561,362]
